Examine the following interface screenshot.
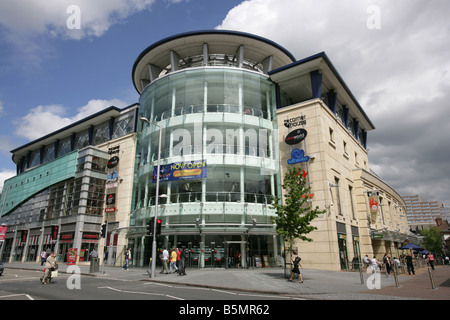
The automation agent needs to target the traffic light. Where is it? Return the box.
[146,217,155,236]
[155,219,162,236]
[100,223,107,238]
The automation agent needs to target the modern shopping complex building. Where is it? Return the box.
[0,31,415,271]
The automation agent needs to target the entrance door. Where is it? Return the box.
[224,241,247,269]
[337,234,348,270]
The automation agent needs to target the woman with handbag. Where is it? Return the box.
[42,251,57,284]
[288,250,303,283]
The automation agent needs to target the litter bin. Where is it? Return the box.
[90,258,99,273]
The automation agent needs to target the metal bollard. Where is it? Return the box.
[393,263,399,287]
[428,267,437,290]
[359,263,364,285]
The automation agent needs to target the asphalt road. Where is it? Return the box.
[0,269,306,302]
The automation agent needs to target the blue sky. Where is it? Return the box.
[1,0,449,206]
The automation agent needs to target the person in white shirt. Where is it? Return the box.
[363,255,370,266]
[160,247,169,274]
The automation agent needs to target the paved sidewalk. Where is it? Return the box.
[3,262,449,300]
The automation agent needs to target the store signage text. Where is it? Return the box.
[108,146,120,155]
[288,149,310,164]
[153,160,207,183]
[284,115,306,128]
[285,129,308,145]
[82,232,100,241]
[107,156,119,169]
[106,170,118,181]
[60,232,75,243]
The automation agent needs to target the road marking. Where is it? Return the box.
[0,277,40,282]
[98,286,184,300]
[146,282,174,288]
[0,293,35,300]
[237,293,293,299]
[211,288,237,295]
[142,283,304,299]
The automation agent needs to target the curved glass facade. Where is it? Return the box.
[132,67,281,268]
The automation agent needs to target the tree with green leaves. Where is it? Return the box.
[420,226,443,256]
[271,167,325,245]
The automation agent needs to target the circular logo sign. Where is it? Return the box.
[285,129,307,145]
[107,156,119,168]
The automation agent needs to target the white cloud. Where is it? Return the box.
[0,0,156,40]
[14,98,129,141]
[0,0,158,70]
[218,0,450,203]
[0,169,16,191]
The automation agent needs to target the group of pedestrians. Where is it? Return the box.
[160,247,187,276]
[362,251,440,276]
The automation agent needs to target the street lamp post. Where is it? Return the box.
[141,117,162,278]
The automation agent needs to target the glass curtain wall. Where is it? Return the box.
[141,69,274,124]
[136,68,277,209]
[132,67,281,268]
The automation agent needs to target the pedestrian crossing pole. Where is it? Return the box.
[101,221,108,274]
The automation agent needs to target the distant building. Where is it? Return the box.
[0,105,138,264]
[403,195,444,228]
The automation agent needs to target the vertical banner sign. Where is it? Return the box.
[106,150,120,214]
[0,226,7,241]
[21,230,28,244]
[67,248,77,265]
[368,192,379,224]
[51,225,59,241]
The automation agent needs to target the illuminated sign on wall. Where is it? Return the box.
[107,156,119,168]
[153,160,207,183]
[288,149,310,164]
[284,115,306,128]
[285,129,308,145]
[51,225,59,240]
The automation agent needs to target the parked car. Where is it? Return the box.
[0,261,4,276]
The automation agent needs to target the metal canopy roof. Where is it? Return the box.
[132,30,296,93]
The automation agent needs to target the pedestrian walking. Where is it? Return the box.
[369,256,380,273]
[160,247,169,274]
[176,248,181,274]
[383,253,392,275]
[40,250,47,266]
[169,248,178,274]
[405,253,415,275]
[393,257,401,270]
[42,251,57,284]
[123,248,131,270]
[288,250,303,283]
[179,248,187,276]
[363,255,370,268]
[89,249,98,260]
[427,252,435,270]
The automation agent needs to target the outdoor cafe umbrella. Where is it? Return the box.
[398,243,424,251]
